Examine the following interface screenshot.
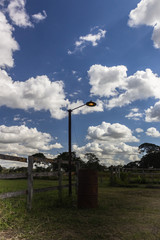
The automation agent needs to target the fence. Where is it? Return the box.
[0,154,79,210]
[110,167,160,185]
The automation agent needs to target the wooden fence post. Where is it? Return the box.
[58,159,62,200]
[27,156,33,210]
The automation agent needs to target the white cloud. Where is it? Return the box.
[146,127,160,137]
[73,142,139,166]
[88,64,127,97]
[32,10,47,23]
[87,121,139,143]
[0,12,19,68]
[0,125,63,156]
[7,0,33,28]
[135,128,144,133]
[68,28,106,54]
[73,121,140,166]
[125,108,143,120]
[75,29,106,47]
[145,101,160,122]
[0,69,69,119]
[88,65,160,109]
[0,0,5,6]
[128,0,160,48]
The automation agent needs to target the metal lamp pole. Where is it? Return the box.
[68,101,96,196]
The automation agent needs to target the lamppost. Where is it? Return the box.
[68,101,96,196]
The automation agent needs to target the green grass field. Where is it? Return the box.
[1,178,160,240]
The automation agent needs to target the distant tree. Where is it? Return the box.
[32,152,51,171]
[32,153,46,159]
[138,143,160,168]
[84,153,104,171]
[138,143,160,155]
[124,161,140,168]
[0,165,3,172]
[53,152,84,171]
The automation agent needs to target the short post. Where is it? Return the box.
[58,159,62,200]
[27,156,33,210]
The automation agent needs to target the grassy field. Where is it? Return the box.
[1,178,160,240]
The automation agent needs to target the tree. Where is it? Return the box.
[53,152,84,171]
[84,153,103,170]
[124,161,140,168]
[32,153,46,159]
[32,152,51,172]
[138,143,160,154]
[138,143,160,168]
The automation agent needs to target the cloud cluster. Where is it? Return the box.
[125,108,143,121]
[146,127,160,137]
[87,121,139,143]
[88,64,127,97]
[7,0,47,27]
[128,0,160,48]
[0,0,47,68]
[7,0,33,27]
[0,69,69,119]
[135,128,144,133]
[68,28,106,54]
[75,29,106,47]
[0,12,19,68]
[0,125,63,156]
[88,64,160,109]
[32,10,47,23]
[145,101,160,122]
[73,121,139,166]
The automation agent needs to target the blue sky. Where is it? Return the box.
[1,0,160,167]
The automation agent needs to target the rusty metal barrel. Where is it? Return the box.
[78,169,98,208]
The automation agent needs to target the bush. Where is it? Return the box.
[109,172,129,187]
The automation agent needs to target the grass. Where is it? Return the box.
[1,178,160,239]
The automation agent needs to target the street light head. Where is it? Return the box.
[86,101,96,107]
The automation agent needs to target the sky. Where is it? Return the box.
[1,0,160,168]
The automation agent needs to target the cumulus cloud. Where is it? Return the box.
[145,101,160,122]
[32,10,47,23]
[72,122,139,166]
[125,108,143,120]
[146,127,160,137]
[7,0,33,27]
[73,142,139,166]
[68,28,106,54]
[0,125,63,156]
[88,64,160,109]
[0,69,69,119]
[75,29,106,47]
[0,12,19,68]
[88,64,127,97]
[135,128,144,133]
[87,121,139,143]
[128,0,160,48]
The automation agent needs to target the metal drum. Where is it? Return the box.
[78,169,98,208]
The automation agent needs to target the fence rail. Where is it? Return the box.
[0,154,79,210]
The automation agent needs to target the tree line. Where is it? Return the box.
[1,142,159,173]
[0,152,106,173]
